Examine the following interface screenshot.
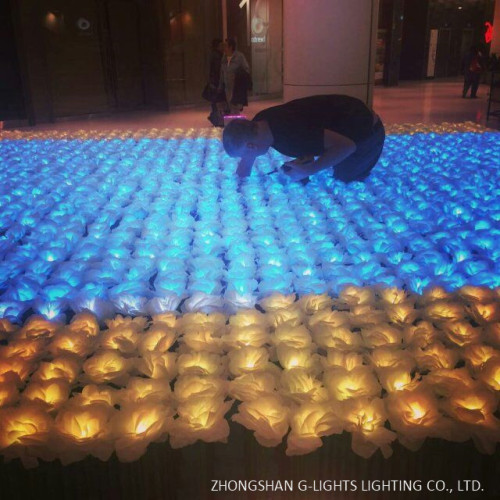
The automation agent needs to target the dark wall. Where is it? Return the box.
[0,0,26,120]
[11,0,168,123]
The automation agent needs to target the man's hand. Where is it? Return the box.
[282,157,314,182]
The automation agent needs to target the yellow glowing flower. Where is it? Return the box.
[425,301,464,322]
[342,398,397,459]
[468,303,499,324]
[277,345,319,373]
[423,368,475,397]
[54,403,114,464]
[324,367,381,401]
[458,286,496,303]
[48,331,94,358]
[385,389,441,447]
[18,315,60,340]
[113,403,172,462]
[232,396,289,447]
[267,308,303,329]
[378,287,410,305]
[31,356,81,384]
[322,350,364,371]
[22,380,70,410]
[135,352,177,380]
[297,294,333,315]
[0,378,19,408]
[170,397,233,448]
[0,339,47,362]
[76,385,116,407]
[259,293,296,311]
[68,312,100,337]
[307,309,349,329]
[378,368,419,393]
[0,357,35,383]
[100,326,140,354]
[412,342,459,371]
[463,344,499,373]
[442,321,482,347]
[385,303,418,325]
[228,372,278,401]
[310,324,362,351]
[419,287,451,305]
[228,346,271,376]
[337,286,375,307]
[229,309,268,328]
[82,350,131,385]
[178,312,226,334]
[181,326,223,353]
[0,404,52,448]
[174,375,227,403]
[403,321,437,348]
[486,322,500,348]
[370,347,415,371]
[120,377,171,405]
[446,387,497,424]
[478,358,500,392]
[286,403,342,456]
[272,324,312,349]
[138,326,177,355]
[280,369,327,404]
[151,313,177,329]
[223,325,270,349]
[105,315,148,333]
[361,324,402,349]
[177,351,225,377]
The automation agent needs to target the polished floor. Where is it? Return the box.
[8,78,498,133]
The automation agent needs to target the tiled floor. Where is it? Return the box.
[7,78,498,133]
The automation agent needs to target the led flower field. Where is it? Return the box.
[0,124,499,468]
[0,125,498,320]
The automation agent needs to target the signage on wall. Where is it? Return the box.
[484,22,493,44]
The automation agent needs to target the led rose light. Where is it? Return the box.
[324,366,381,401]
[228,372,277,401]
[176,351,224,377]
[82,350,131,385]
[322,350,364,371]
[32,356,81,384]
[138,326,177,355]
[135,352,177,380]
[280,369,327,404]
[228,346,271,376]
[343,397,396,458]
[272,324,312,349]
[48,331,94,358]
[170,397,233,448]
[232,395,289,447]
[22,380,70,410]
[112,403,172,462]
[286,403,342,456]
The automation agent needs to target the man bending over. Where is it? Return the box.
[222,94,385,183]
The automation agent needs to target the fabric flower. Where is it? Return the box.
[135,352,177,380]
[324,367,381,401]
[232,396,289,447]
[82,351,131,385]
[286,403,342,455]
[228,372,278,401]
[177,352,225,377]
[174,375,227,403]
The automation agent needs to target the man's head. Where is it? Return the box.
[212,38,223,51]
[225,38,236,56]
[222,119,260,158]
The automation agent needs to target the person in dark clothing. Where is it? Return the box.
[207,38,224,126]
[222,94,385,183]
[462,46,483,98]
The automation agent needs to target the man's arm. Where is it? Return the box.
[236,156,256,178]
[284,129,356,180]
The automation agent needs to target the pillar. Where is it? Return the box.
[491,0,500,56]
[283,0,379,106]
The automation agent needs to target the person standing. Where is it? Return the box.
[218,38,251,116]
[204,38,224,127]
[462,46,483,98]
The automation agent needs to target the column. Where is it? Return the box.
[491,0,500,56]
[283,0,379,106]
